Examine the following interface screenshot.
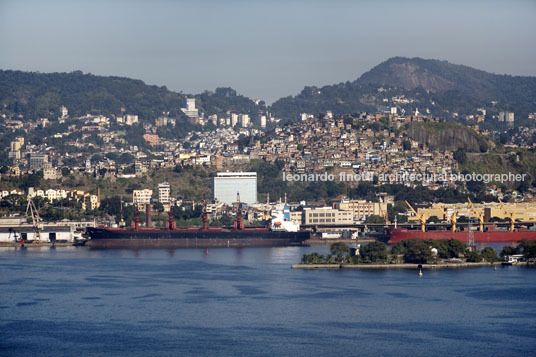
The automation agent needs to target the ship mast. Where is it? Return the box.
[202,199,208,230]
[119,198,125,227]
[234,192,244,230]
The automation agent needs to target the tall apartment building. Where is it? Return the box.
[158,182,171,204]
[231,113,239,127]
[29,154,48,170]
[239,114,250,128]
[133,189,153,206]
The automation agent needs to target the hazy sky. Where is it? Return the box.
[1,0,535,103]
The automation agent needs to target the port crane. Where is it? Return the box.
[26,196,43,242]
[445,209,458,232]
[405,201,426,232]
[498,197,515,232]
[467,198,484,232]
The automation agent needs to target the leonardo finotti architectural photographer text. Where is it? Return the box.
[282,172,527,184]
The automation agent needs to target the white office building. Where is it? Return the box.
[213,172,257,205]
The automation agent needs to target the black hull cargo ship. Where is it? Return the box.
[86,205,311,248]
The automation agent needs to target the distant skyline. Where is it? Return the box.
[1,0,535,103]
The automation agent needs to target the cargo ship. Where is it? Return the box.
[388,227,536,244]
[86,204,311,248]
[388,199,536,244]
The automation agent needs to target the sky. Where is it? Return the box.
[1,0,535,103]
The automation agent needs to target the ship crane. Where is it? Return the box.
[26,196,43,242]
[445,209,458,232]
[467,198,484,232]
[498,197,515,232]
[405,201,426,232]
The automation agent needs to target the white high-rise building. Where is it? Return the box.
[239,114,250,128]
[186,98,196,111]
[231,113,239,127]
[213,172,257,205]
[181,98,199,118]
[260,115,267,128]
[158,182,171,204]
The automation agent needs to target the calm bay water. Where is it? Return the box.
[1,246,535,356]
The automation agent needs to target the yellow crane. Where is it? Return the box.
[467,197,484,232]
[498,197,515,232]
[405,201,426,232]
[445,209,458,232]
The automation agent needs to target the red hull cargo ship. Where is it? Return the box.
[388,228,536,244]
[86,205,311,248]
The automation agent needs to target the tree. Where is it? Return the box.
[500,245,519,258]
[118,153,135,165]
[365,215,385,224]
[465,250,482,262]
[394,239,433,264]
[152,201,165,213]
[61,167,70,176]
[301,252,326,264]
[360,241,387,263]
[99,196,122,216]
[446,239,466,258]
[330,242,350,258]
[402,140,411,151]
[481,247,498,262]
[453,148,467,164]
[517,179,530,193]
[517,239,536,259]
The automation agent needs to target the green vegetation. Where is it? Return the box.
[299,240,532,266]
[392,239,433,264]
[502,239,536,260]
[0,71,263,122]
[360,241,388,263]
[459,148,536,188]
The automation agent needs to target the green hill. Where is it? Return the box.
[270,57,536,121]
[0,70,261,121]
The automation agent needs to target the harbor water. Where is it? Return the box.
[1,246,535,356]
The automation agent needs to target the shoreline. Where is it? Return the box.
[290,261,528,269]
[0,242,76,247]
[305,238,376,245]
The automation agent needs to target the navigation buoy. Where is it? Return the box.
[205,248,209,256]
[418,269,423,277]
